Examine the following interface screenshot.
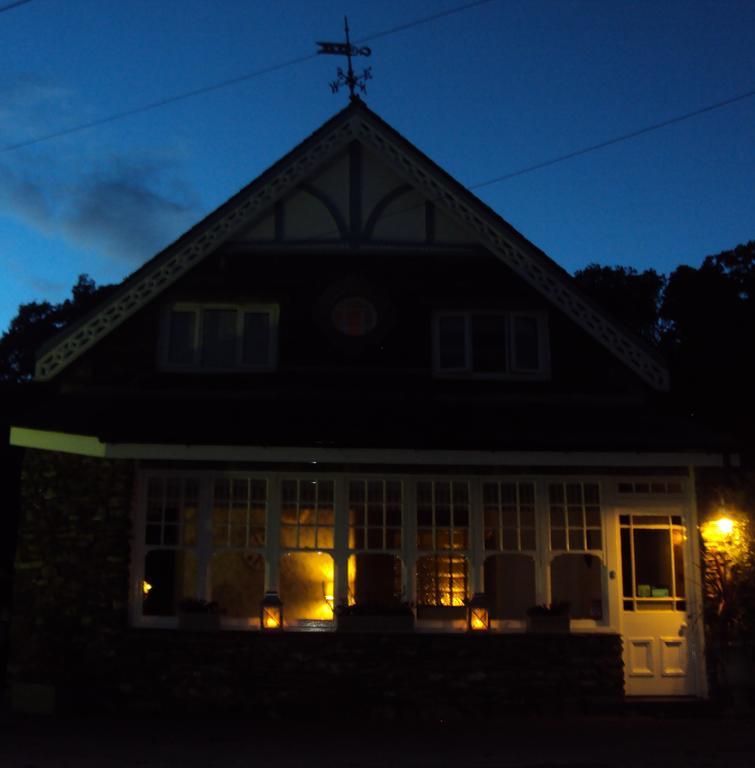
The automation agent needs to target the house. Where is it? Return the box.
[7,99,729,715]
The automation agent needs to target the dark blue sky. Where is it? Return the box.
[1,0,753,331]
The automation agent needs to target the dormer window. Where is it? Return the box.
[433,311,548,379]
[162,303,278,371]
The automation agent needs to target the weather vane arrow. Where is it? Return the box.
[317,17,372,101]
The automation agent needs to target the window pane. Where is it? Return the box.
[350,553,401,605]
[438,315,466,369]
[242,312,271,367]
[210,552,265,618]
[485,553,535,619]
[551,553,603,619]
[634,529,672,598]
[513,315,539,371]
[416,555,467,607]
[472,314,507,372]
[143,549,197,617]
[202,309,237,368]
[168,311,195,365]
[279,552,335,624]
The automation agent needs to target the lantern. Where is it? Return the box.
[466,592,489,632]
[260,591,283,631]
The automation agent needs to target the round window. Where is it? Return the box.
[331,297,377,337]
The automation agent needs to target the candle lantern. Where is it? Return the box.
[260,591,283,631]
[466,592,490,632]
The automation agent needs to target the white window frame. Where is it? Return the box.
[160,302,279,372]
[130,471,695,634]
[432,310,549,380]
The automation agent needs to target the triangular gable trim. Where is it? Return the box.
[35,101,669,390]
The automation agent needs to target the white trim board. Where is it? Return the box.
[10,427,734,468]
[33,101,669,390]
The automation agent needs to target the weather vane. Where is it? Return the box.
[317,17,372,101]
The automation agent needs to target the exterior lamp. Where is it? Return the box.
[260,591,283,631]
[466,592,490,632]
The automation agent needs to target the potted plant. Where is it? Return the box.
[178,598,222,631]
[335,600,415,633]
[526,602,571,633]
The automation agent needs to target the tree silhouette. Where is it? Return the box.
[0,274,113,383]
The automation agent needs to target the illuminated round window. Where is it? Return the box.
[332,297,377,337]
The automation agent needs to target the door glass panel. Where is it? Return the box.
[634,529,672,598]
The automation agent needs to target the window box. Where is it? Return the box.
[433,310,548,379]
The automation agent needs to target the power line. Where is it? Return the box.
[0,0,500,153]
[470,87,755,190]
[0,0,32,13]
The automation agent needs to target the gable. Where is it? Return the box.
[237,144,474,246]
[34,101,669,390]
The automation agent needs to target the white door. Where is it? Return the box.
[619,512,697,697]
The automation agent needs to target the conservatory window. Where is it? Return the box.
[416,480,469,551]
[549,482,602,551]
[483,481,536,551]
[209,477,267,618]
[142,476,200,617]
[348,480,402,550]
[280,479,335,549]
[484,553,536,620]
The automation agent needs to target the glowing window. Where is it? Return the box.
[212,477,267,548]
[348,480,402,550]
[416,554,468,608]
[416,480,469,551]
[280,479,335,549]
[332,297,377,336]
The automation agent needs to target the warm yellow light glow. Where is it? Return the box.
[142,580,152,596]
[280,552,335,622]
[716,517,734,536]
[262,611,281,629]
[470,613,487,630]
[700,513,749,563]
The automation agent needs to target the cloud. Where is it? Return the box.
[0,73,200,265]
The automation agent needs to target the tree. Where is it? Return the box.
[573,263,666,343]
[0,274,113,383]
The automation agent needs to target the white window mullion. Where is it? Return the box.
[534,478,550,606]
[333,477,349,608]
[402,480,417,605]
[469,478,484,594]
[266,476,281,592]
[197,475,213,601]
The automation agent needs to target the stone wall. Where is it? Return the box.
[9,449,134,708]
[75,629,623,719]
[8,449,623,717]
